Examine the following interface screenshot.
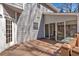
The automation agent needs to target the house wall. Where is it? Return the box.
[0,4,18,53]
[37,15,77,39]
[17,3,55,43]
[36,4,54,39]
[30,4,54,40]
[37,15,45,39]
[3,5,17,49]
[44,15,77,24]
[28,4,43,41]
[43,15,77,40]
[0,4,6,53]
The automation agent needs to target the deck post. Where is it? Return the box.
[14,12,17,44]
[64,21,66,39]
[55,22,57,41]
[77,14,79,33]
[48,23,50,39]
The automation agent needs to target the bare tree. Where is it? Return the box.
[53,3,78,13]
[61,3,72,13]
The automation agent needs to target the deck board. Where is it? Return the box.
[0,39,59,56]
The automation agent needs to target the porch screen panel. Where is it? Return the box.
[45,24,49,38]
[57,22,64,40]
[66,20,77,37]
[6,17,12,43]
[50,23,55,39]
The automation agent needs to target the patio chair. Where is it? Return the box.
[59,34,78,56]
[76,33,79,47]
[71,47,79,56]
[70,33,79,56]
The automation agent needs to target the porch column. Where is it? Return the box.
[43,16,45,38]
[77,14,79,33]
[48,24,50,39]
[14,12,17,43]
[55,22,57,41]
[64,21,66,38]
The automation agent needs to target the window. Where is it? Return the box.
[37,3,40,9]
[6,17,12,43]
[33,22,38,30]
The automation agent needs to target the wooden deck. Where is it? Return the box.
[0,39,58,56]
[39,39,57,44]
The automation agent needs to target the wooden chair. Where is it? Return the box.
[76,33,79,47]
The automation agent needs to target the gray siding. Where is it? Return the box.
[37,15,45,38]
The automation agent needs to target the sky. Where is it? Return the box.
[52,3,78,12]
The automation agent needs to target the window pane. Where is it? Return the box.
[33,22,38,30]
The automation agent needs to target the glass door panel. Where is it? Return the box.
[66,20,77,37]
[45,24,49,38]
[50,23,55,39]
[57,22,64,41]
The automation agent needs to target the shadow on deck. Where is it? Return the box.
[0,39,59,56]
[39,39,57,45]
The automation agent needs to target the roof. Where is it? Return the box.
[3,3,23,13]
[3,3,59,13]
[40,3,59,13]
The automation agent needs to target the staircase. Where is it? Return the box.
[17,3,43,43]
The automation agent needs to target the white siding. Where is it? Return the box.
[44,15,77,24]
[0,4,6,53]
[0,4,17,53]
